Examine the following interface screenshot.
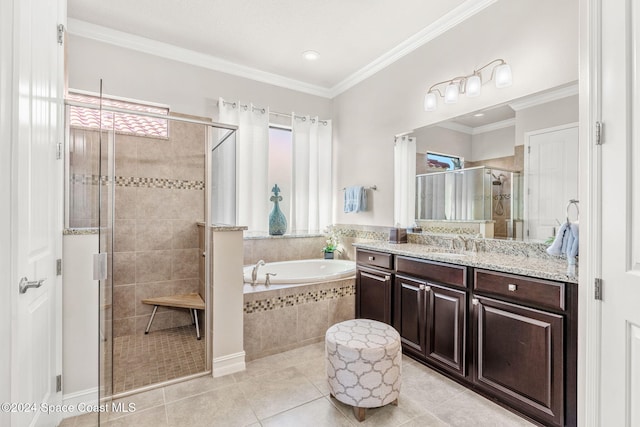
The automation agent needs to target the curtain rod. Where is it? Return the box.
[219,100,328,126]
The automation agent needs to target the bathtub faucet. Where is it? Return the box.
[251,260,265,286]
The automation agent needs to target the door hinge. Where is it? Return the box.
[56,259,62,276]
[595,121,603,145]
[57,24,64,45]
[56,142,62,160]
[528,145,531,154]
[56,374,62,392]
[594,278,603,300]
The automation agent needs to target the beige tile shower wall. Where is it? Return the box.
[243,236,327,265]
[112,119,205,338]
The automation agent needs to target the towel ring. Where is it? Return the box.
[566,199,579,223]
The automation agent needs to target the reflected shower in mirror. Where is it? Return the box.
[404,83,579,241]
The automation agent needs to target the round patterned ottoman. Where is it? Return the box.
[325,319,402,422]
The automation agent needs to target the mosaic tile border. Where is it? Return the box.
[244,283,355,314]
[70,174,204,190]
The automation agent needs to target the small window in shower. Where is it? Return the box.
[426,151,464,171]
[67,91,169,138]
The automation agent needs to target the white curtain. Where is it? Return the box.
[218,98,270,232]
[394,136,416,227]
[291,115,332,233]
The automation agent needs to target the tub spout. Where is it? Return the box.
[251,260,266,286]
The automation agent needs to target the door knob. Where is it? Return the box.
[19,277,45,294]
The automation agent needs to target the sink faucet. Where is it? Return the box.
[251,260,265,286]
[453,235,468,252]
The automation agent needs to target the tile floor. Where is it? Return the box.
[113,325,206,393]
[59,342,535,426]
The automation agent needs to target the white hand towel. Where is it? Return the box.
[546,222,569,256]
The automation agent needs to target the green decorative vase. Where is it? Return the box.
[269,184,287,236]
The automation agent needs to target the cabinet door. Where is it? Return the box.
[356,267,392,324]
[425,283,467,376]
[394,275,426,354]
[473,296,564,427]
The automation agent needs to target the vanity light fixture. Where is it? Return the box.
[423,59,512,112]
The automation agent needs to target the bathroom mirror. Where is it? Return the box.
[404,83,579,241]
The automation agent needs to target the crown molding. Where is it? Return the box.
[68,0,497,100]
[436,121,475,135]
[472,118,515,134]
[67,18,333,98]
[509,83,579,111]
[327,0,499,97]
[436,117,515,135]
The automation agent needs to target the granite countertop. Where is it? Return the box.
[353,241,578,284]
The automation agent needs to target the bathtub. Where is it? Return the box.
[243,259,356,292]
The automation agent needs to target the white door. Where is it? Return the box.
[596,0,640,425]
[525,125,579,241]
[6,0,65,425]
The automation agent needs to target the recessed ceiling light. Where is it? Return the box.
[302,50,320,61]
[473,113,485,117]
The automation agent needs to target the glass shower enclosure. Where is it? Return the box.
[65,93,237,421]
[415,166,523,239]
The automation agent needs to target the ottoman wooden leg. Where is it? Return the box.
[353,406,366,422]
[391,398,399,406]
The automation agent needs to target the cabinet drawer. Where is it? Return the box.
[474,269,565,311]
[357,249,394,270]
[396,256,466,288]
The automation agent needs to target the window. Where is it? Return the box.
[426,151,463,170]
[268,126,293,222]
[67,92,169,138]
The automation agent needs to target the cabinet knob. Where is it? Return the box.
[419,284,425,291]
[368,256,375,261]
[508,284,517,292]
[425,285,431,292]
[472,298,479,305]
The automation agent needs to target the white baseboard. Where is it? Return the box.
[61,387,99,418]
[212,351,246,377]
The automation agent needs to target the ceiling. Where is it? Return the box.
[66,0,497,97]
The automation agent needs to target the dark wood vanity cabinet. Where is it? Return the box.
[355,249,577,427]
[472,269,577,427]
[355,250,393,324]
[394,257,468,377]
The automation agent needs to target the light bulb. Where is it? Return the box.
[444,83,459,104]
[466,75,482,97]
[494,63,512,88]
[424,92,437,111]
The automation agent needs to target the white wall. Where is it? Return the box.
[68,36,332,122]
[515,95,579,146]
[471,126,516,161]
[62,235,99,401]
[333,0,578,226]
[414,125,472,160]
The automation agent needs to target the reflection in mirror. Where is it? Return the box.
[406,83,578,241]
[416,166,523,239]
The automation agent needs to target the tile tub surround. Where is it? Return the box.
[243,233,327,265]
[243,278,356,361]
[112,119,206,338]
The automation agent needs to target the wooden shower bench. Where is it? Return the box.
[142,293,205,340]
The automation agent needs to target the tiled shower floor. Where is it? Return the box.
[113,325,206,394]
